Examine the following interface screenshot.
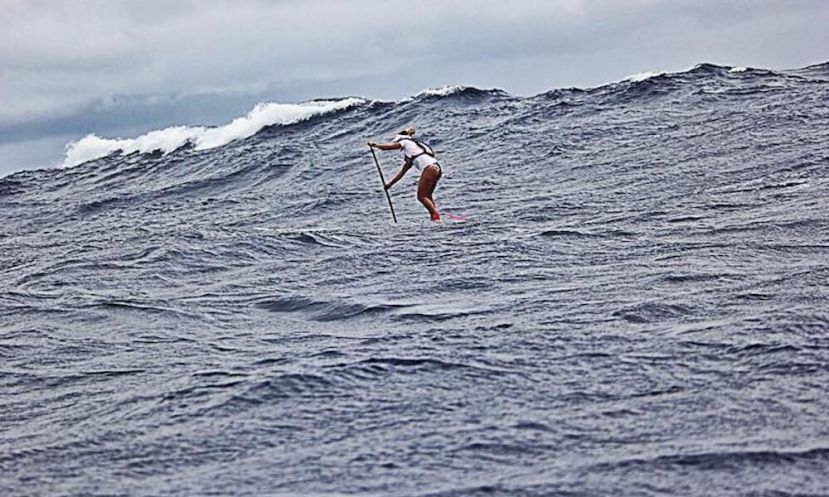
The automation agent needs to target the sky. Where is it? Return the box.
[1,0,828,176]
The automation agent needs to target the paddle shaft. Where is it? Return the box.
[369,146,397,223]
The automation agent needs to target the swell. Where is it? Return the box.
[2,59,828,497]
[29,61,820,179]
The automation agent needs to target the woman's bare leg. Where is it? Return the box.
[417,165,441,221]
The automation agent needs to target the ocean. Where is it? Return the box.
[2,62,828,496]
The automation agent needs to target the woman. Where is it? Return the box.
[369,127,442,222]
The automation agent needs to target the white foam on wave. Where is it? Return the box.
[62,98,365,168]
[625,64,750,84]
[624,63,719,84]
[624,71,667,83]
[416,85,466,97]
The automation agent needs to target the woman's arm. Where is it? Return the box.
[385,160,412,190]
[368,141,402,151]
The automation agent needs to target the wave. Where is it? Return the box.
[414,85,507,100]
[58,86,511,170]
[624,70,671,83]
[53,61,825,171]
[61,98,365,168]
[255,294,407,322]
[4,58,829,496]
[786,61,829,82]
[417,85,468,97]
[620,62,787,86]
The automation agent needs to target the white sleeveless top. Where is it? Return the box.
[393,135,438,172]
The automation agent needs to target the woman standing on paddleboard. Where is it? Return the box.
[369,127,442,222]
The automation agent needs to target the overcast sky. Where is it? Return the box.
[1,0,827,176]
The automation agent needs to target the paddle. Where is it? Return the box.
[369,145,397,224]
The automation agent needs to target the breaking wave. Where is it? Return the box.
[62,98,365,167]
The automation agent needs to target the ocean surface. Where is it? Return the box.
[2,62,829,497]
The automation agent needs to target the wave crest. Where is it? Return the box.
[417,85,467,97]
[62,98,365,168]
[414,85,507,100]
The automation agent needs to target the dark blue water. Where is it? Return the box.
[2,62,829,497]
